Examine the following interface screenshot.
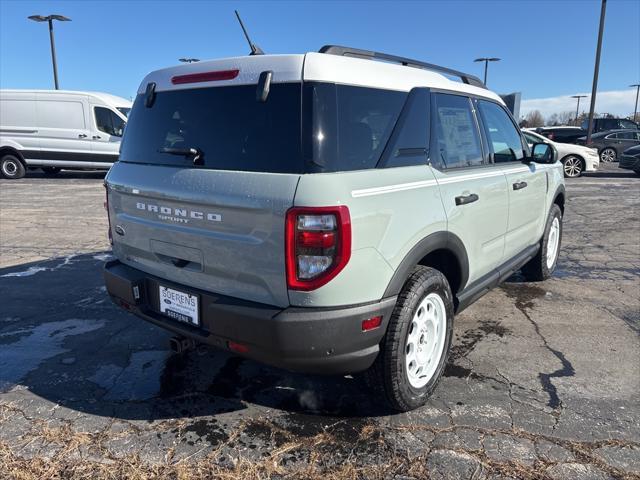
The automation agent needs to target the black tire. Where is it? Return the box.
[365,266,454,412]
[521,204,562,281]
[0,154,26,179]
[42,167,61,175]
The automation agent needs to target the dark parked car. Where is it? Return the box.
[535,126,586,144]
[576,130,640,163]
[619,145,640,175]
[581,118,639,133]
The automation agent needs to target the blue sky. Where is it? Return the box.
[1,0,638,116]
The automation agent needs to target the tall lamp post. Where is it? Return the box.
[631,84,640,123]
[586,0,607,144]
[474,57,500,85]
[570,95,588,125]
[28,14,71,90]
[179,58,200,63]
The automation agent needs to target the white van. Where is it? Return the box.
[0,90,132,179]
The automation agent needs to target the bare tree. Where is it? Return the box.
[525,110,545,128]
[557,111,573,125]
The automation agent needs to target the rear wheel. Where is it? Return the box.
[42,167,61,175]
[522,204,562,281]
[562,155,583,178]
[600,148,617,163]
[0,154,26,179]
[366,266,453,411]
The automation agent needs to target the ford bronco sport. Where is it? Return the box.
[104,46,565,411]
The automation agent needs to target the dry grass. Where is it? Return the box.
[2,403,639,480]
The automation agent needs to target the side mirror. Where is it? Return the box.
[531,142,557,164]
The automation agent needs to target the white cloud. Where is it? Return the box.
[520,89,637,119]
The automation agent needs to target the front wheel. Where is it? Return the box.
[522,204,562,281]
[366,266,453,411]
[562,155,583,178]
[600,148,617,163]
[0,154,26,179]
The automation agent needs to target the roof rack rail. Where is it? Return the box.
[318,45,486,89]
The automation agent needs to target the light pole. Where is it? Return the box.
[570,95,588,125]
[586,0,606,144]
[474,57,500,85]
[28,14,71,90]
[631,84,640,123]
[179,58,200,63]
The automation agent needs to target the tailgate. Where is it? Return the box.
[106,162,299,307]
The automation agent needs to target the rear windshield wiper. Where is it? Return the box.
[158,147,204,166]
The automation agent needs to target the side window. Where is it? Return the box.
[380,88,429,168]
[605,133,618,139]
[94,107,125,137]
[431,93,483,169]
[477,100,525,163]
[618,131,634,140]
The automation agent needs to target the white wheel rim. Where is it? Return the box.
[2,160,17,176]
[546,217,560,269]
[405,292,447,389]
[564,157,582,177]
[601,149,615,162]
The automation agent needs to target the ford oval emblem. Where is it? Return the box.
[115,225,126,236]
[163,299,171,305]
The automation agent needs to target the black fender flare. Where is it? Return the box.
[383,231,469,298]
[552,184,566,214]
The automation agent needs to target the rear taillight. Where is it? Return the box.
[104,186,112,245]
[285,206,351,291]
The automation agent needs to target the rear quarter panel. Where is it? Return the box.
[290,165,445,307]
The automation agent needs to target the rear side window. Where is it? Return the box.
[617,131,635,139]
[303,83,407,172]
[379,88,430,168]
[477,100,525,163]
[120,83,303,173]
[431,93,483,169]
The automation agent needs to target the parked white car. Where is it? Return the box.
[0,90,131,179]
[523,129,599,178]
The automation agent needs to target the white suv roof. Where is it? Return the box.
[138,48,503,105]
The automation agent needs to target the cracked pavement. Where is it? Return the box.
[0,166,638,479]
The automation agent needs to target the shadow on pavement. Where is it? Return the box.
[0,253,389,422]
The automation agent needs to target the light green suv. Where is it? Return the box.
[104,45,565,411]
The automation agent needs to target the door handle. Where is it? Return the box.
[513,181,528,191]
[455,193,479,206]
[78,133,87,138]
[92,135,102,140]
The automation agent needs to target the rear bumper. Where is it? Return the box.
[104,260,396,374]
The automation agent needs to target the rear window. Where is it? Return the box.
[120,83,303,173]
[120,82,407,174]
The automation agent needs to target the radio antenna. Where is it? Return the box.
[234,10,264,56]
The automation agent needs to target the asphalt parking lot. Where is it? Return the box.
[1,165,638,479]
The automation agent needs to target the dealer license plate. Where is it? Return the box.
[159,285,199,326]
